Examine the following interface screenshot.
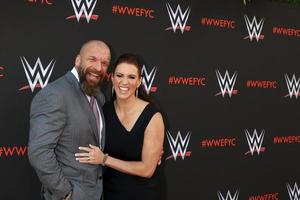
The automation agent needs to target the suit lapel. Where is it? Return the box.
[65,72,100,146]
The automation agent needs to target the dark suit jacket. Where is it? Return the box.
[28,71,105,200]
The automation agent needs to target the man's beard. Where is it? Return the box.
[78,67,103,96]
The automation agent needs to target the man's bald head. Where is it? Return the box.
[79,40,111,60]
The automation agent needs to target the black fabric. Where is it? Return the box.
[103,101,161,200]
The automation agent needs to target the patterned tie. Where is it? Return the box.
[90,96,101,144]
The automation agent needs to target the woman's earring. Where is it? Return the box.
[135,88,138,97]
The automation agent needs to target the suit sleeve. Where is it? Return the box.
[28,88,72,200]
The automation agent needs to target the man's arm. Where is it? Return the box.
[28,88,72,200]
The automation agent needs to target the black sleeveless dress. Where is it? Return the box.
[103,101,162,200]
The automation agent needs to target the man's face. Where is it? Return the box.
[76,43,110,95]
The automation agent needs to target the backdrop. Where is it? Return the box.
[0,0,300,199]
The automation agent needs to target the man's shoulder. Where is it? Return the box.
[34,73,73,98]
[52,75,68,85]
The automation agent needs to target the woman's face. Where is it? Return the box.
[112,62,142,100]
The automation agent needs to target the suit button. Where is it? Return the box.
[98,176,102,180]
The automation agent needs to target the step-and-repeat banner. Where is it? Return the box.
[0,0,300,199]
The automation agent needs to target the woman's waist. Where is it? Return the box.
[104,169,160,188]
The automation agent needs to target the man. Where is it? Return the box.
[28,40,111,200]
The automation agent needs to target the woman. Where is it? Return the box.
[75,53,165,200]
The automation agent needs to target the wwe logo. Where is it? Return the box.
[245,129,265,156]
[215,70,238,97]
[166,3,191,33]
[218,190,239,200]
[166,131,191,160]
[70,0,98,23]
[244,15,264,42]
[141,65,157,94]
[20,57,55,92]
[287,182,300,200]
[285,74,300,99]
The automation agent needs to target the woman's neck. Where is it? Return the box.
[115,96,139,113]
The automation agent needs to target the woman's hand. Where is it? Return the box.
[75,144,104,165]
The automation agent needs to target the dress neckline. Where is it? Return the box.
[112,102,150,133]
